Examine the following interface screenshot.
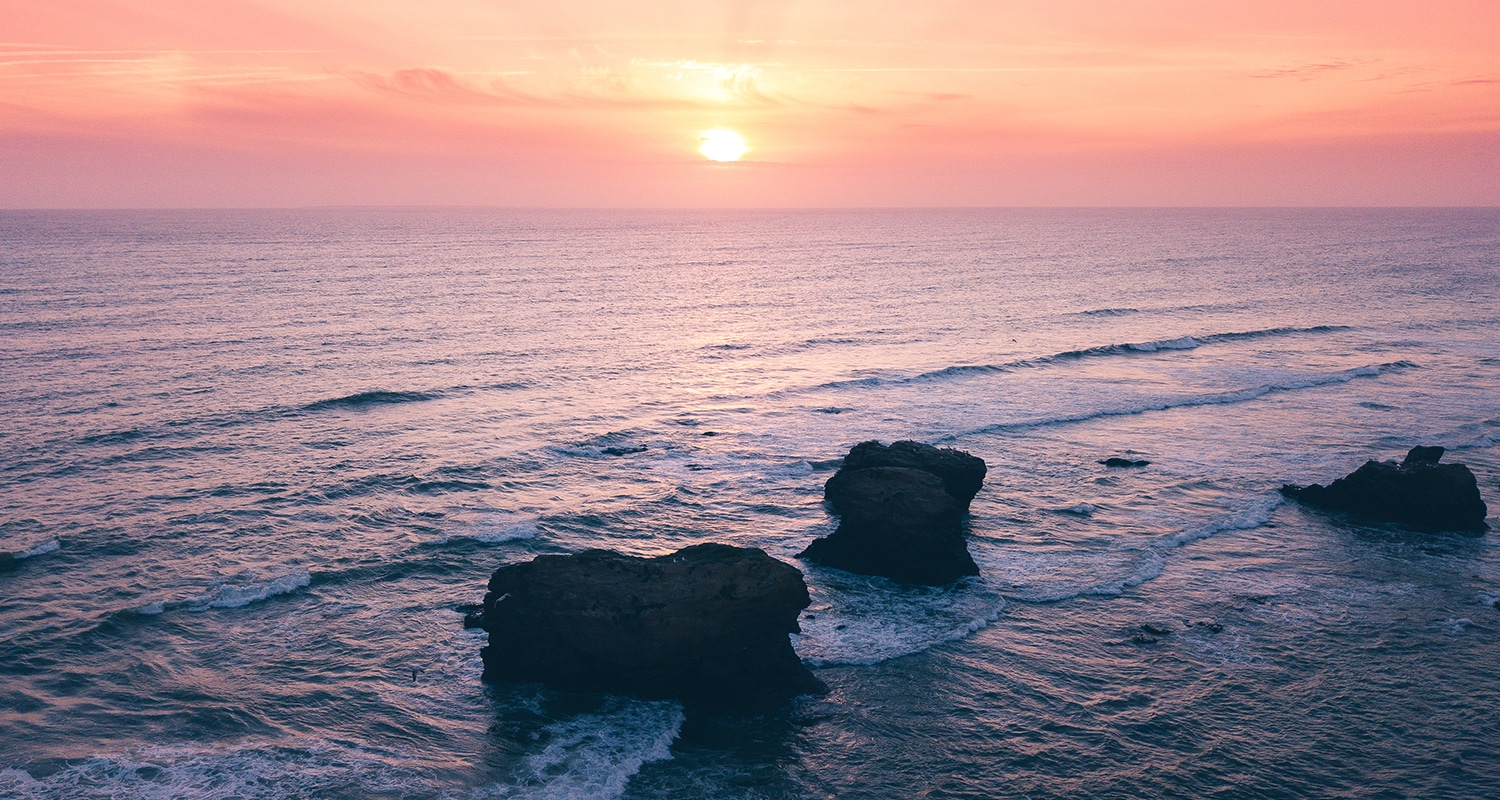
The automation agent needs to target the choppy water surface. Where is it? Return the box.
[1,208,1497,798]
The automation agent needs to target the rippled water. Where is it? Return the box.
[2,208,1497,798]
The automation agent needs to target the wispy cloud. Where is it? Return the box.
[351,67,543,106]
[1251,60,1361,80]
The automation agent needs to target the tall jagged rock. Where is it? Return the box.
[800,441,986,585]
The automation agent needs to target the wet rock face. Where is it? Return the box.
[801,461,982,585]
[1281,446,1488,534]
[477,543,825,711]
[838,440,988,508]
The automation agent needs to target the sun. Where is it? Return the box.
[699,129,749,162]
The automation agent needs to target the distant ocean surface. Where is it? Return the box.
[1,208,1497,799]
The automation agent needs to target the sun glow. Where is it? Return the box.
[699,129,749,162]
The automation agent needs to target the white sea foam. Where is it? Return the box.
[1436,617,1474,635]
[12,540,59,559]
[0,698,684,800]
[793,574,1006,666]
[484,700,684,800]
[185,570,311,610]
[135,601,165,615]
[1126,336,1198,352]
[0,740,437,800]
[1151,494,1283,549]
[994,549,1167,603]
[469,513,541,544]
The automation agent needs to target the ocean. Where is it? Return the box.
[1,208,1497,798]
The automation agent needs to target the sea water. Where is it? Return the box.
[1,208,1497,798]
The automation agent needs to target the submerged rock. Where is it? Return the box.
[836,439,988,508]
[802,461,982,585]
[476,543,824,711]
[1100,457,1151,468]
[1281,446,1488,533]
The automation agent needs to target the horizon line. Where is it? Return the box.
[2,204,1497,212]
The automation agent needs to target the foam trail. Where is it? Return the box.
[998,550,1166,603]
[793,575,1007,666]
[1152,494,1283,548]
[997,495,1282,603]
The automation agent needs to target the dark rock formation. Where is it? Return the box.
[802,465,981,585]
[1100,457,1151,468]
[836,440,987,508]
[476,543,824,710]
[1281,446,1488,533]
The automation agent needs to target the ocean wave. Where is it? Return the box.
[18,539,60,558]
[551,430,655,459]
[178,570,312,611]
[302,390,438,412]
[999,495,1283,603]
[442,513,541,545]
[996,549,1167,603]
[1384,417,1500,453]
[0,739,442,800]
[942,360,1411,440]
[793,573,1006,666]
[493,699,684,800]
[0,539,60,568]
[1152,494,1283,548]
[799,325,1352,392]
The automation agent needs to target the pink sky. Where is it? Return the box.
[2,0,1498,207]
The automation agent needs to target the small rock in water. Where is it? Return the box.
[1281,446,1488,533]
[1100,457,1151,468]
[601,444,648,456]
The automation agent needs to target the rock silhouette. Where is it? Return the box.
[1281,446,1488,533]
[476,543,824,710]
[837,439,987,508]
[800,441,985,585]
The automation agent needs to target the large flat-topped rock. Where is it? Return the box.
[476,543,825,711]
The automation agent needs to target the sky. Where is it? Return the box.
[2,0,1498,207]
